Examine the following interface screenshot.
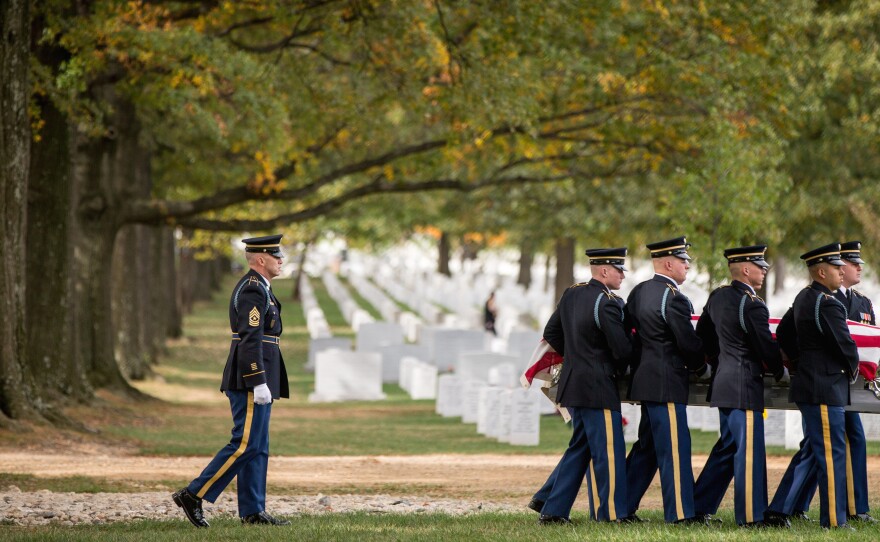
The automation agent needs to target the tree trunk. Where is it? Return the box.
[517,239,534,288]
[773,257,786,295]
[160,227,182,339]
[438,231,451,276]
[26,93,92,408]
[68,85,142,394]
[291,242,311,302]
[554,237,575,303]
[544,252,552,293]
[111,143,154,381]
[0,0,33,422]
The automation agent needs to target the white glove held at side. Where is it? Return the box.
[253,383,272,405]
[698,364,713,382]
[776,367,790,384]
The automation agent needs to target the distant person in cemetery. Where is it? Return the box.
[535,247,636,524]
[692,245,790,528]
[771,243,859,529]
[768,241,875,527]
[484,291,498,335]
[172,234,290,528]
[624,236,712,525]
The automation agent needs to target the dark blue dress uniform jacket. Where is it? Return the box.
[626,275,703,404]
[221,270,289,399]
[837,288,876,326]
[782,281,859,407]
[543,278,633,411]
[696,280,784,410]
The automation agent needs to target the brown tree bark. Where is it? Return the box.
[438,231,451,276]
[773,257,786,295]
[517,239,534,289]
[26,94,92,409]
[0,0,34,422]
[554,237,575,303]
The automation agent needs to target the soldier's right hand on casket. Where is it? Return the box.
[253,383,272,405]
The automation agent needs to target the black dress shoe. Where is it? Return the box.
[616,515,643,524]
[762,512,792,528]
[849,513,877,523]
[791,510,812,521]
[241,511,291,526]
[171,487,209,528]
[703,513,723,525]
[538,514,571,525]
[741,520,767,528]
[527,498,544,513]
[823,523,855,531]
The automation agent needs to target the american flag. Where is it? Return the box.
[521,318,880,394]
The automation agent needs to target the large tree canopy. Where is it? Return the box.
[5,0,880,423]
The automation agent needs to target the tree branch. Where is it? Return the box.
[165,173,572,231]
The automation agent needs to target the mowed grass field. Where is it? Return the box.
[3,274,880,540]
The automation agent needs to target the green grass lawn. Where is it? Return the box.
[3,511,876,542]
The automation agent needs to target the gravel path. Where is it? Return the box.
[0,486,518,527]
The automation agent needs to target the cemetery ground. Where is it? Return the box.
[1,277,879,540]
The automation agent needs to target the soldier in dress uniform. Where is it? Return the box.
[535,248,636,524]
[773,243,859,529]
[691,245,790,528]
[768,241,876,525]
[624,236,712,525]
[172,234,290,528]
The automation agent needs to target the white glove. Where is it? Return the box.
[776,367,790,384]
[253,383,272,405]
[697,364,713,382]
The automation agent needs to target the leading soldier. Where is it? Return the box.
[624,236,711,524]
[172,234,290,528]
[776,243,859,529]
[691,245,790,527]
[536,248,636,524]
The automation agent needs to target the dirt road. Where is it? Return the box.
[7,451,880,508]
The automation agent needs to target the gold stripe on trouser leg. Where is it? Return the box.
[589,462,600,519]
[745,410,754,524]
[197,392,255,498]
[604,409,618,521]
[845,435,855,515]
[820,404,837,526]
[667,403,684,520]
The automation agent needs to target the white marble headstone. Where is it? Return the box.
[497,390,513,443]
[309,350,386,402]
[477,386,503,435]
[785,410,803,450]
[435,374,462,417]
[410,363,438,400]
[457,352,519,383]
[462,380,487,424]
[306,337,353,371]
[508,388,541,446]
[764,410,787,447]
[356,322,405,353]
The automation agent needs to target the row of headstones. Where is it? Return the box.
[371,267,443,326]
[435,374,546,446]
[622,404,880,447]
[307,322,542,380]
[299,274,331,339]
[345,272,402,324]
[322,271,375,330]
[346,270,423,342]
